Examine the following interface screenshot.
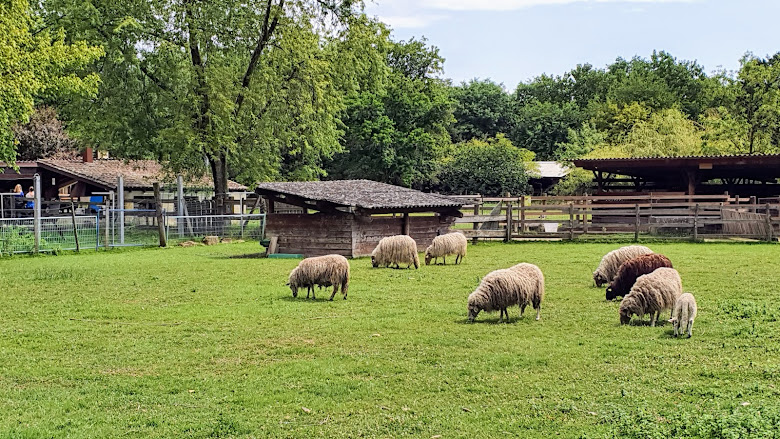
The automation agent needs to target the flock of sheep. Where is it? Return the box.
[286,234,697,337]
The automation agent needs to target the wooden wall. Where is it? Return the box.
[265,213,354,257]
[265,212,456,258]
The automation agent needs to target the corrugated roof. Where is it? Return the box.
[574,153,780,162]
[37,159,247,191]
[255,180,463,211]
[532,161,571,178]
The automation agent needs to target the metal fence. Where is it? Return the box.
[0,215,100,254]
[165,214,266,243]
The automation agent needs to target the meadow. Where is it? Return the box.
[1,241,779,438]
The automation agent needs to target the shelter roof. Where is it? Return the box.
[532,161,570,178]
[36,159,247,191]
[255,180,463,214]
[573,154,780,181]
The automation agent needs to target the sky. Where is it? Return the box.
[364,0,780,90]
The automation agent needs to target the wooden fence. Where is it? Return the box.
[451,194,779,242]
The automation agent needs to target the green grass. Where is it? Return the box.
[1,242,780,438]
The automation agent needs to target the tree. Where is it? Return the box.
[449,79,515,142]
[438,134,534,196]
[42,0,381,210]
[510,100,583,160]
[327,37,453,188]
[0,0,101,164]
[732,53,780,154]
[13,106,78,160]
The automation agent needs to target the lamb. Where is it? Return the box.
[593,245,653,287]
[287,254,350,300]
[371,235,420,269]
[619,267,682,326]
[669,292,698,338]
[606,253,673,300]
[467,263,545,323]
[424,232,467,265]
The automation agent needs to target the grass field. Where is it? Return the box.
[1,241,780,438]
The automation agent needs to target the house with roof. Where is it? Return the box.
[255,180,464,257]
[529,161,571,195]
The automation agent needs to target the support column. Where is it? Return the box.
[118,175,125,245]
[33,174,41,253]
[402,213,410,235]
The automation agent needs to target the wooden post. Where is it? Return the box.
[520,196,526,234]
[505,203,513,242]
[583,198,589,235]
[634,203,640,242]
[765,203,773,242]
[153,182,167,247]
[70,201,80,252]
[569,203,574,240]
[402,213,410,235]
[750,196,757,213]
[473,200,479,231]
[693,203,699,242]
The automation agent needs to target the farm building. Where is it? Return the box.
[255,180,464,257]
[573,154,780,198]
[529,161,570,195]
[1,149,247,217]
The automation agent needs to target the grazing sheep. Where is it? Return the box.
[467,263,545,323]
[371,235,419,269]
[670,292,698,338]
[288,254,350,300]
[606,253,673,300]
[425,232,467,265]
[593,245,653,287]
[619,267,682,326]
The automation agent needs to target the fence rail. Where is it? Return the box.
[456,194,779,242]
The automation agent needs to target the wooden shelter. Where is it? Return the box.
[573,154,780,197]
[255,180,464,257]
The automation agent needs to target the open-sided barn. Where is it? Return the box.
[255,180,464,258]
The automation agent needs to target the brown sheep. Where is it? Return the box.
[606,253,673,301]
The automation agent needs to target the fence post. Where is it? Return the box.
[583,198,589,235]
[70,201,80,252]
[153,183,167,247]
[118,176,125,245]
[33,174,41,254]
[505,203,513,242]
[520,197,526,235]
[693,203,699,242]
[177,176,185,237]
[569,202,575,240]
[766,203,773,242]
[634,203,640,242]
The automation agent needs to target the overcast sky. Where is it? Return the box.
[365,0,780,90]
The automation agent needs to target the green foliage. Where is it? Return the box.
[732,53,780,154]
[438,134,533,196]
[326,36,452,188]
[450,79,515,142]
[0,0,102,164]
[510,100,583,160]
[549,167,593,195]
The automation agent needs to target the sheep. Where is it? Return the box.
[424,232,467,265]
[467,263,545,323]
[669,292,698,338]
[288,254,350,300]
[593,245,653,287]
[371,235,420,269]
[619,267,682,326]
[606,253,673,300]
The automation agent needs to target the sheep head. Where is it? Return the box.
[371,255,379,268]
[424,248,433,265]
[619,308,632,325]
[289,283,298,298]
[605,286,617,301]
[467,304,481,322]
[593,271,607,287]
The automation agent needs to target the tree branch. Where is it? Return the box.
[234,0,285,117]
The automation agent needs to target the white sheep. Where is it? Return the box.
[669,292,698,338]
[467,263,545,323]
[288,254,350,300]
[371,235,419,269]
[424,232,467,265]
[593,245,653,287]
[619,267,682,326]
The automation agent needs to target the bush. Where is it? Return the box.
[437,135,534,196]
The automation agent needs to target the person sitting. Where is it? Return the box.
[12,184,25,212]
[25,186,34,209]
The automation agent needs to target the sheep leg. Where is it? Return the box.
[520,304,526,318]
[329,284,338,301]
[311,286,316,300]
[650,311,658,327]
[442,256,446,265]
[535,306,541,321]
[687,320,694,338]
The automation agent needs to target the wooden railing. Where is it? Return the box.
[451,194,779,242]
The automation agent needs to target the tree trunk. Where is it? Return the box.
[209,153,230,214]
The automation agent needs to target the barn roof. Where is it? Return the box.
[255,180,464,215]
[36,159,247,191]
[573,154,780,181]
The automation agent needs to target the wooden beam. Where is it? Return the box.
[402,213,410,235]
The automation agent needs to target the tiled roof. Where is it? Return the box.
[255,180,463,211]
[37,159,246,191]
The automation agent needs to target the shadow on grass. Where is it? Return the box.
[279,295,346,303]
[454,316,539,325]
